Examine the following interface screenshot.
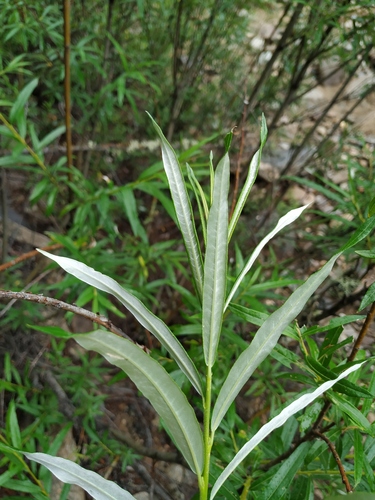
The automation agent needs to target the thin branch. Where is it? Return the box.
[0,243,62,273]
[313,430,352,493]
[0,113,58,186]
[0,290,136,344]
[348,301,375,362]
[63,0,73,193]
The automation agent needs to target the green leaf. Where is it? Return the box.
[304,356,373,398]
[117,187,148,243]
[212,213,375,431]
[6,401,21,449]
[228,303,297,339]
[39,125,66,149]
[28,325,72,338]
[368,196,375,217]
[224,129,234,153]
[24,452,136,499]
[148,113,204,300]
[203,153,230,367]
[213,253,340,432]
[74,330,204,474]
[358,281,375,311]
[356,250,375,259]
[228,114,267,241]
[226,204,309,309]
[210,362,365,499]
[261,442,310,500]
[9,78,38,123]
[354,429,364,487]
[328,392,372,433]
[37,250,202,395]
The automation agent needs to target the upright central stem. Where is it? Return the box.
[201,365,213,499]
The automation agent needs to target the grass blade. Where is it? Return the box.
[210,362,365,499]
[37,250,202,395]
[203,153,230,367]
[225,204,309,309]
[24,451,136,499]
[228,114,267,242]
[75,331,204,475]
[147,113,204,300]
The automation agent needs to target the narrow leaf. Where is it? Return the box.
[186,163,208,244]
[24,452,135,499]
[74,331,204,474]
[228,114,267,241]
[203,153,230,366]
[147,113,204,300]
[213,253,340,431]
[226,204,309,309]
[39,125,66,149]
[354,429,364,487]
[7,401,21,449]
[118,187,148,243]
[210,362,365,499]
[212,213,375,430]
[37,250,202,395]
[10,78,38,123]
[262,442,310,500]
[328,393,372,433]
[358,281,375,311]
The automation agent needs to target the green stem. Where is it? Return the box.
[0,112,58,186]
[201,365,214,499]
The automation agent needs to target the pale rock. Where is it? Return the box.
[134,493,150,500]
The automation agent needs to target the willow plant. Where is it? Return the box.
[18,116,375,499]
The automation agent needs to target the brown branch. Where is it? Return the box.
[0,243,62,273]
[348,301,375,362]
[63,0,73,195]
[313,430,352,493]
[0,290,136,344]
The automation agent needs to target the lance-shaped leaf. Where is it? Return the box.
[147,113,204,300]
[74,331,204,475]
[24,451,136,499]
[203,153,230,367]
[210,362,365,499]
[225,204,309,309]
[228,114,267,242]
[213,213,375,430]
[37,250,202,395]
[213,253,339,431]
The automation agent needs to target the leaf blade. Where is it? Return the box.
[226,204,309,309]
[37,250,202,395]
[74,331,204,474]
[213,253,340,431]
[228,114,267,242]
[24,452,135,500]
[147,114,204,300]
[203,153,230,366]
[210,362,365,499]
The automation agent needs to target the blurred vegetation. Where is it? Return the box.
[1,0,375,498]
